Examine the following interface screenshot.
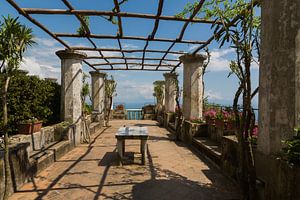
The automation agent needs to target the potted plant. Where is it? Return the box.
[204,108,217,125]
[18,117,43,134]
[215,110,225,129]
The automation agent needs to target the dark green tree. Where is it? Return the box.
[0,15,35,200]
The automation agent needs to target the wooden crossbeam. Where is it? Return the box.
[72,47,186,54]
[96,67,171,71]
[117,38,128,69]
[86,56,179,62]
[156,42,176,70]
[157,0,205,70]
[55,33,206,44]
[178,0,205,40]
[6,0,70,49]
[22,8,220,24]
[61,0,90,34]
[113,0,123,36]
[92,62,175,67]
[150,0,164,38]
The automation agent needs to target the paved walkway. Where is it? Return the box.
[10,120,240,200]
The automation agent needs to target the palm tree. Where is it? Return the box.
[0,15,35,200]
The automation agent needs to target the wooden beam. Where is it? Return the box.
[61,0,90,34]
[150,0,164,38]
[86,56,179,62]
[158,0,205,70]
[96,67,171,71]
[113,0,123,36]
[92,62,175,67]
[178,0,205,40]
[71,47,186,54]
[6,0,70,49]
[117,38,128,69]
[22,8,221,24]
[156,42,176,70]
[55,33,206,44]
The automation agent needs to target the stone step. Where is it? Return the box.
[192,137,222,166]
[29,140,72,174]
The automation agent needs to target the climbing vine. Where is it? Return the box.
[104,75,117,126]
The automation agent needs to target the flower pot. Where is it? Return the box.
[205,116,215,126]
[225,120,236,131]
[215,119,225,129]
[18,121,43,134]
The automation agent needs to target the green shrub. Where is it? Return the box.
[0,70,61,134]
[282,128,300,164]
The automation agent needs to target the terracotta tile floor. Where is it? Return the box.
[9,120,240,200]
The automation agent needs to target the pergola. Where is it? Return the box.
[4,1,300,199]
[7,0,220,72]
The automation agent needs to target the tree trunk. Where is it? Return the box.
[3,76,11,200]
[175,98,182,141]
[105,97,112,127]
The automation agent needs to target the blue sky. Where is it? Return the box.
[1,0,259,107]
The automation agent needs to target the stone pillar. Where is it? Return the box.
[56,50,86,145]
[180,54,207,120]
[163,73,178,113]
[258,1,300,155]
[89,71,106,122]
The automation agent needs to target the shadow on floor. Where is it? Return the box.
[100,146,241,200]
[13,123,240,200]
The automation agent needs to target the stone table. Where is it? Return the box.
[115,126,149,165]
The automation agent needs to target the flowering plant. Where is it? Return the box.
[204,109,217,119]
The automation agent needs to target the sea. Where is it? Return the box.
[112,100,259,121]
[113,102,154,109]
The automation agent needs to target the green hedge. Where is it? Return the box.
[0,70,61,134]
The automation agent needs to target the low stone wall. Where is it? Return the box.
[0,115,102,199]
[255,152,300,200]
[221,135,239,180]
[10,122,71,154]
[221,136,300,200]
[182,121,208,143]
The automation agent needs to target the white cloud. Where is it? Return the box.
[19,37,62,81]
[205,89,223,100]
[206,48,235,72]
[115,80,154,102]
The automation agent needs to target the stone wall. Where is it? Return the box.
[221,136,300,200]
[0,116,101,199]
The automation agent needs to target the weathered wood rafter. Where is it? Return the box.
[6,0,218,71]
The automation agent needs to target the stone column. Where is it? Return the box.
[180,54,207,120]
[163,73,178,113]
[89,71,106,122]
[258,1,300,155]
[56,50,86,145]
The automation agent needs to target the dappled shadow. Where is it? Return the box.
[14,127,110,199]
[11,120,240,200]
[102,146,240,200]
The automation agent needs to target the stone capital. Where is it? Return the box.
[179,53,207,63]
[56,50,87,60]
[89,71,106,78]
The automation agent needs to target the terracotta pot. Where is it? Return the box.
[18,121,43,134]
[225,120,236,131]
[215,119,225,129]
[205,116,215,125]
